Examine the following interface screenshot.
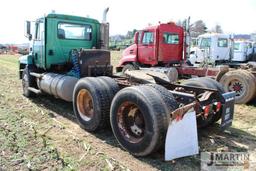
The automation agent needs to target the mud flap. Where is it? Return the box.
[165,110,199,161]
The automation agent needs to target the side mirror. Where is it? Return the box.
[25,21,32,41]
[134,32,139,44]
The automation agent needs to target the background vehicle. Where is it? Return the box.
[190,34,256,65]
[233,40,254,62]
[116,22,184,74]
[19,11,235,159]
[189,33,231,65]
[117,23,256,104]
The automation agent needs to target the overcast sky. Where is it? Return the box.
[0,0,255,44]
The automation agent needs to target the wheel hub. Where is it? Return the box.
[232,82,243,92]
[229,80,244,96]
[117,102,145,143]
[76,89,94,121]
[130,124,142,136]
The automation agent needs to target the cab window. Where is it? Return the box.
[234,43,240,50]
[218,38,228,47]
[58,23,92,40]
[248,43,252,49]
[163,33,179,44]
[142,31,154,44]
[35,21,44,40]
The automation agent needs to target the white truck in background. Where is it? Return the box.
[188,33,256,104]
[189,33,231,66]
[189,33,255,66]
[233,40,255,62]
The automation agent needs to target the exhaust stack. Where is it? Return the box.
[100,7,109,49]
[102,7,109,23]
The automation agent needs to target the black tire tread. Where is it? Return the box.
[86,77,111,129]
[110,85,168,156]
[145,84,179,111]
[73,77,110,131]
[22,65,36,97]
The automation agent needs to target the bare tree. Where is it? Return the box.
[190,20,207,38]
[212,24,223,33]
[126,31,133,39]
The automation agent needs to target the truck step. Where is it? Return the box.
[30,72,43,78]
[28,87,42,94]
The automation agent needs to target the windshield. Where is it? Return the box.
[199,38,211,49]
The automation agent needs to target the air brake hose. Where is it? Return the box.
[67,49,81,78]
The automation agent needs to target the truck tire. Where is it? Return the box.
[98,76,120,97]
[110,85,168,156]
[189,77,225,93]
[182,78,220,128]
[215,66,229,82]
[204,77,225,93]
[145,84,179,130]
[73,77,110,132]
[219,70,256,104]
[122,64,138,75]
[145,84,179,111]
[95,77,120,127]
[22,65,36,97]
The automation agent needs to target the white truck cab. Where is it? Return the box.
[232,40,254,62]
[189,33,231,65]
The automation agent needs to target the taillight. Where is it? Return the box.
[216,102,222,112]
[204,105,211,117]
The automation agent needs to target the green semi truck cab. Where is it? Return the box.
[20,12,109,75]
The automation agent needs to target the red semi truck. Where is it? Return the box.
[117,22,256,104]
[116,22,184,71]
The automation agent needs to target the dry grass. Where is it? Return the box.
[0,54,255,170]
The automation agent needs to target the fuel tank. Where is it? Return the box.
[37,73,78,102]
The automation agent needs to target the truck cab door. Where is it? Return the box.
[138,30,157,65]
[215,38,229,61]
[33,19,45,69]
[196,37,211,63]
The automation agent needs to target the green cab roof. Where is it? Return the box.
[46,13,100,24]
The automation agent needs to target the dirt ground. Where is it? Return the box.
[0,53,256,170]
